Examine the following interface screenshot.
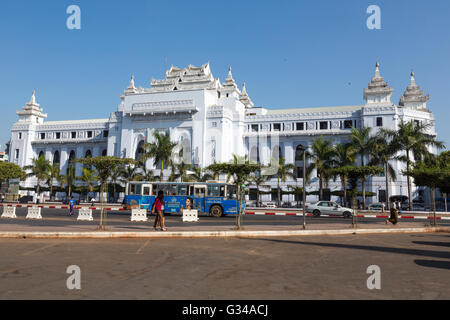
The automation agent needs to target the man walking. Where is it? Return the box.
[69,197,76,216]
[152,190,167,231]
[386,200,399,225]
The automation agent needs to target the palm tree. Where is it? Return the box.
[77,167,97,201]
[190,166,213,182]
[135,166,157,182]
[56,173,67,196]
[271,157,296,207]
[350,127,376,209]
[249,170,270,207]
[143,131,178,182]
[46,163,61,201]
[120,165,138,195]
[369,131,398,210]
[383,120,445,210]
[66,165,76,198]
[24,155,51,199]
[307,136,336,201]
[332,143,356,207]
[169,161,191,182]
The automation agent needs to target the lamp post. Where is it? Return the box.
[298,146,307,230]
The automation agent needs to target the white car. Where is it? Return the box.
[305,201,354,218]
[264,202,277,208]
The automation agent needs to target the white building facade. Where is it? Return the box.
[8,62,438,205]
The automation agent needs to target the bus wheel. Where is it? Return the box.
[210,205,223,218]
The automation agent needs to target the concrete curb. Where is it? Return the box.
[0,227,448,239]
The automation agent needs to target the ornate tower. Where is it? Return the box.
[399,71,429,110]
[363,62,394,106]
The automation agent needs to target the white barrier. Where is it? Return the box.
[26,206,42,220]
[1,206,17,219]
[131,208,148,222]
[182,209,199,222]
[77,207,94,221]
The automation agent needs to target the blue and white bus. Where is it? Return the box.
[123,181,244,217]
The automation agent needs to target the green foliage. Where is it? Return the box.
[0,162,26,183]
[143,131,178,181]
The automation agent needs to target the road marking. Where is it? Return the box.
[136,239,151,254]
[22,243,60,256]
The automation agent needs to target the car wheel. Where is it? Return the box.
[313,210,321,217]
[343,211,352,219]
[210,205,224,218]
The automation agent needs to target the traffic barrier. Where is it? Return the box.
[1,206,17,219]
[131,208,148,222]
[26,206,42,220]
[182,209,199,222]
[77,207,94,221]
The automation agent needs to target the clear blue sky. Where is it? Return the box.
[0,0,449,151]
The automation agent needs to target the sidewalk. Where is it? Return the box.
[0,218,448,239]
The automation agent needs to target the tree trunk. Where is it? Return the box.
[343,176,347,207]
[361,155,366,210]
[277,177,281,207]
[385,163,390,211]
[99,183,105,230]
[160,160,164,182]
[445,193,448,213]
[319,173,323,201]
[406,151,413,211]
[431,186,436,227]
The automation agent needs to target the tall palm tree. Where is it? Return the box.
[350,127,376,209]
[135,166,157,182]
[66,165,76,198]
[24,155,51,199]
[332,143,356,207]
[46,163,61,201]
[249,170,270,207]
[169,161,191,182]
[307,136,336,201]
[271,157,296,207]
[369,131,398,210]
[190,166,213,182]
[143,131,178,182]
[383,120,445,210]
[120,165,138,195]
[77,167,97,201]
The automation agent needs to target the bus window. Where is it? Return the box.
[207,185,221,197]
[143,186,150,196]
[194,187,206,198]
[152,184,157,195]
[135,184,142,196]
[227,185,237,200]
[189,186,194,196]
[177,184,188,196]
[129,184,136,195]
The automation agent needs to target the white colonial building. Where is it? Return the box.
[8,62,438,206]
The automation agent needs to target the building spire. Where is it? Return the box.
[28,89,37,106]
[363,62,394,104]
[399,70,429,109]
[239,81,254,108]
[125,74,137,94]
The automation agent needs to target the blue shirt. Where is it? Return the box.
[69,199,76,208]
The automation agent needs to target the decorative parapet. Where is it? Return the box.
[129,100,198,115]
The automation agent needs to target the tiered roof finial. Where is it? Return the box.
[125,74,137,94]
[223,65,237,89]
[399,70,429,109]
[239,81,254,108]
[28,89,38,107]
[363,62,394,104]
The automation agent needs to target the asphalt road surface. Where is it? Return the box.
[0,233,449,299]
[0,208,448,229]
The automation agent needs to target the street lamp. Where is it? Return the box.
[298,146,307,230]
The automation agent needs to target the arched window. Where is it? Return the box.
[102,149,107,157]
[38,151,45,159]
[135,141,145,161]
[295,145,306,179]
[53,151,60,165]
[85,150,92,158]
[271,145,282,161]
[250,146,260,164]
[69,150,76,164]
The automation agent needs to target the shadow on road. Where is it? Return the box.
[245,238,450,260]
[414,260,450,270]
[412,241,450,248]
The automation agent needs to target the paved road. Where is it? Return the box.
[0,233,449,299]
[1,208,448,230]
